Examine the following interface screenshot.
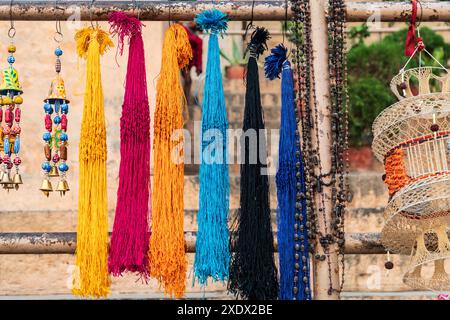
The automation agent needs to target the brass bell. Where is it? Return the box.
[13,173,23,184]
[40,179,53,197]
[0,172,12,185]
[62,180,70,192]
[13,173,22,190]
[55,180,66,196]
[49,165,59,177]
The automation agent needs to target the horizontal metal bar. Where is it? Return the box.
[0,231,386,254]
[0,1,446,22]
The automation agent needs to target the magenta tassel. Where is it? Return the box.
[108,11,151,278]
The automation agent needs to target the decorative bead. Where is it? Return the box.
[430,123,439,132]
[5,108,12,124]
[61,103,69,114]
[44,144,51,161]
[384,261,394,270]
[45,114,52,132]
[41,162,52,172]
[7,55,15,64]
[3,125,11,135]
[58,162,69,172]
[61,114,67,130]
[42,132,51,141]
[59,133,68,141]
[53,115,61,125]
[11,125,21,134]
[6,162,13,169]
[52,154,60,163]
[14,108,21,122]
[13,157,21,165]
[55,47,63,56]
[43,103,53,114]
[13,95,23,104]
[8,44,16,53]
[60,145,67,160]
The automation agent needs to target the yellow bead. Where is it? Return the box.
[2,96,12,105]
[7,44,16,53]
[13,95,23,104]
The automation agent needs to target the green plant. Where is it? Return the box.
[220,38,246,66]
[348,23,370,46]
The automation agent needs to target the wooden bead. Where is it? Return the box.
[60,144,67,160]
[44,144,51,161]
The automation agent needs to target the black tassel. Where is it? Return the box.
[228,27,279,300]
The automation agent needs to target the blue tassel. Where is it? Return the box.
[265,44,311,300]
[194,9,230,285]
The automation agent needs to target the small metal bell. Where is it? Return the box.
[13,173,22,190]
[55,179,67,196]
[40,179,53,197]
[49,165,59,177]
[0,173,12,185]
[13,173,23,184]
[62,180,70,192]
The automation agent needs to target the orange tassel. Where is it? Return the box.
[384,148,410,196]
[149,23,192,298]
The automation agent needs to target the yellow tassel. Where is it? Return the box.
[150,23,192,298]
[73,27,113,298]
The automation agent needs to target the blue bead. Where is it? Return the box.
[61,103,69,114]
[3,137,9,154]
[43,103,53,114]
[58,162,69,172]
[55,48,63,56]
[7,55,15,64]
[53,115,61,124]
[59,133,68,141]
[41,162,51,172]
[43,132,52,141]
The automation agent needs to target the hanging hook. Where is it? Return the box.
[243,0,255,41]
[133,0,141,20]
[168,0,172,26]
[8,0,16,39]
[89,0,98,29]
[282,0,288,45]
[54,0,64,43]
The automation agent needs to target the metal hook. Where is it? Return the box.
[89,0,98,29]
[282,0,288,44]
[54,0,63,43]
[133,0,141,20]
[8,0,16,39]
[243,0,255,40]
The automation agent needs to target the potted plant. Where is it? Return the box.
[220,38,247,80]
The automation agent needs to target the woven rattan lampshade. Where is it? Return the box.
[372,65,450,290]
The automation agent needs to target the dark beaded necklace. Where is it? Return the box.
[291,0,349,297]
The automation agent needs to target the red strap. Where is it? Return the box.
[405,0,418,57]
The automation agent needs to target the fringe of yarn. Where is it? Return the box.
[194,9,230,285]
[149,23,192,298]
[265,44,311,300]
[228,27,279,300]
[73,27,113,298]
[107,12,151,278]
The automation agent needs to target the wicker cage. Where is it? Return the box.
[372,66,450,290]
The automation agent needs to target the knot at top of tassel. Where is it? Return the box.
[109,11,144,56]
[264,44,289,80]
[195,9,228,35]
[170,23,193,69]
[246,27,270,60]
[75,27,114,59]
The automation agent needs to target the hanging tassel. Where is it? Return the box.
[193,9,230,285]
[228,27,279,300]
[265,44,311,300]
[150,23,192,298]
[107,12,151,278]
[73,27,113,298]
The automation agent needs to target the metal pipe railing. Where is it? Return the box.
[0,232,385,254]
[0,1,445,22]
